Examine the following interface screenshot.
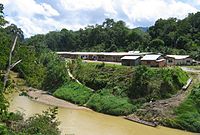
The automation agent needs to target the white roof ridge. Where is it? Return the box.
[141,54,162,61]
[166,55,190,59]
[121,56,141,60]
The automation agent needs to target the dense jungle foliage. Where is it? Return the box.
[0,4,61,134]
[26,12,200,60]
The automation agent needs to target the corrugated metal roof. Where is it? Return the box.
[166,55,190,60]
[121,56,141,60]
[141,55,161,61]
[56,52,151,56]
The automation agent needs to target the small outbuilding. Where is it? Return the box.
[141,55,166,67]
[121,56,141,66]
[166,55,193,66]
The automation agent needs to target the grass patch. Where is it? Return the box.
[53,81,93,105]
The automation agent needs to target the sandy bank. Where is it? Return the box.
[27,88,91,111]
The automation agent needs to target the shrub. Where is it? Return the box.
[69,62,188,100]
[21,107,60,135]
[41,52,69,92]
[129,66,189,100]
[0,124,9,135]
[53,82,93,105]
[69,61,133,94]
[87,91,135,115]
[14,49,69,92]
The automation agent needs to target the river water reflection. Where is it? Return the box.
[7,92,196,135]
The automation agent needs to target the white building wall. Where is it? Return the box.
[167,58,193,66]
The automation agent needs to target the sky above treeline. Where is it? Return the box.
[0,0,200,37]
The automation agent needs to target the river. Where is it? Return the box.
[7,92,196,135]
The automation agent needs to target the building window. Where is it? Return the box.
[186,60,191,63]
[168,59,173,63]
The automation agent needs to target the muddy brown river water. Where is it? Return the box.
[7,92,197,135]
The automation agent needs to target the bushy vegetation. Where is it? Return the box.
[56,61,189,116]
[39,52,69,92]
[163,87,200,132]
[13,47,69,92]
[13,46,47,88]
[69,61,189,100]
[53,81,135,115]
[0,107,61,135]
[0,32,12,70]
[0,4,61,134]
[69,60,133,95]
[53,82,93,105]
[0,4,68,93]
[130,66,189,100]
[19,108,60,135]
[86,91,135,115]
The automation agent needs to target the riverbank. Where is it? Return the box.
[9,67,200,133]
[8,90,196,135]
[26,88,91,111]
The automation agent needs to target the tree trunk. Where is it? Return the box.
[3,36,21,91]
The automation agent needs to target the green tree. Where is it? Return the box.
[148,38,165,51]
[175,36,192,49]
[40,52,69,92]
[0,4,8,27]
[5,24,24,41]
[21,107,60,135]
[108,44,118,52]
[129,66,152,98]
[14,46,46,88]
[0,33,11,70]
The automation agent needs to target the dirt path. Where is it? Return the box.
[66,60,94,92]
[127,69,200,122]
[67,68,82,84]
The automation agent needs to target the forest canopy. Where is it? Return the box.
[25,12,200,60]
